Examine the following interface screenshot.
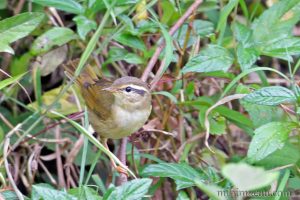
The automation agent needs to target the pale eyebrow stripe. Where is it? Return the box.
[121,84,149,92]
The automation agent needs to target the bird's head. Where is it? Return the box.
[102,76,151,110]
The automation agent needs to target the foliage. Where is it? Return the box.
[0,0,300,199]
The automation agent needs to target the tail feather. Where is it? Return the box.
[63,59,99,88]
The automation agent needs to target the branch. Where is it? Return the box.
[116,137,128,185]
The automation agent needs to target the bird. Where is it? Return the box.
[63,59,152,174]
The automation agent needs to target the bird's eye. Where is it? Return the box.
[125,86,132,92]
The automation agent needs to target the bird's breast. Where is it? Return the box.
[88,104,151,139]
[111,104,151,138]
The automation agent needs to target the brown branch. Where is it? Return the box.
[55,126,66,188]
[141,0,203,83]
[116,137,128,185]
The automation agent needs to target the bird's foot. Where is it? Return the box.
[115,166,129,177]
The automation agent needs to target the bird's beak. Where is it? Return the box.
[102,86,117,92]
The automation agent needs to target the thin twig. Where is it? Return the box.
[55,126,66,188]
[4,124,24,200]
[116,137,128,185]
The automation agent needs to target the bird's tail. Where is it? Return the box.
[63,59,99,88]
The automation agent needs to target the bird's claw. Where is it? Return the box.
[116,166,129,177]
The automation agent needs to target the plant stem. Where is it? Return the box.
[117,137,128,185]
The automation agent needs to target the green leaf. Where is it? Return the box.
[195,180,226,200]
[241,101,287,128]
[0,0,7,9]
[216,0,239,32]
[252,0,300,44]
[73,15,97,40]
[0,190,18,200]
[152,91,178,104]
[181,45,234,73]
[176,191,189,200]
[222,163,279,191]
[233,22,253,45]
[232,22,259,70]
[216,106,254,128]
[32,183,77,200]
[247,122,297,162]
[32,0,84,14]
[141,163,204,190]
[199,107,226,135]
[0,73,26,90]
[237,44,259,70]
[153,17,174,78]
[103,178,152,200]
[256,142,300,169]
[160,0,180,25]
[173,20,214,48]
[105,47,144,65]
[10,52,33,76]
[261,37,300,61]
[0,12,44,54]
[30,27,77,55]
[114,32,146,51]
[0,42,14,54]
[243,86,296,106]
[68,186,102,200]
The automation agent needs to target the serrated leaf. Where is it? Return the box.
[241,101,287,128]
[32,0,84,14]
[252,0,300,44]
[141,163,204,190]
[262,37,300,61]
[0,190,18,200]
[247,122,296,162]
[233,1,300,62]
[30,27,77,55]
[243,86,296,106]
[233,22,253,45]
[104,178,152,200]
[237,44,259,70]
[0,12,44,54]
[32,183,77,200]
[256,142,300,169]
[181,45,233,73]
[222,163,279,191]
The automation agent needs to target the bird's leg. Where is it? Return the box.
[101,138,128,176]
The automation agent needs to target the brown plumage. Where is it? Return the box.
[63,59,152,139]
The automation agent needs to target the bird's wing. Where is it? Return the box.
[82,79,114,120]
